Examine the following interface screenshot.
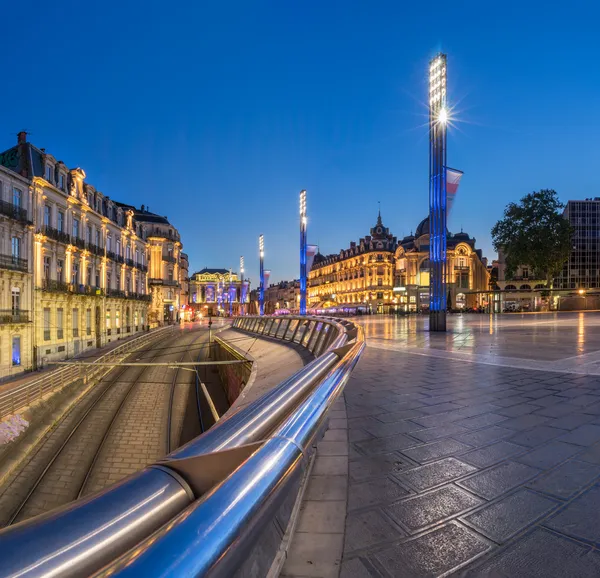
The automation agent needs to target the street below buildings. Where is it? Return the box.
[0,321,223,527]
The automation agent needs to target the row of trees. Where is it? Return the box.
[491,189,573,287]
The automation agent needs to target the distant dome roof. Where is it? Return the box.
[415,216,450,238]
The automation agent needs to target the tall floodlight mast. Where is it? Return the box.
[259,235,265,316]
[240,256,245,315]
[299,190,307,315]
[429,53,448,332]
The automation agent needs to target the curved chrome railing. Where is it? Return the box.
[0,316,364,578]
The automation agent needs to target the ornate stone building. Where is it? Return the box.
[116,205,184,326]
[394,217,490,312]
[188,268,248,317]
[0,132,150,368]
[308,213,398,313]
[263,280,300,314]
[308,213,490,314]
[0,163,33,378]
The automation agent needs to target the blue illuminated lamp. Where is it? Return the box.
[299,190,307,315]
[429,53,448,332]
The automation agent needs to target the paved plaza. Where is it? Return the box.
[336,313,600,577]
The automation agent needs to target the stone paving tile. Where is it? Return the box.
[344,509,405,553]
[349,452,414,482]
[500,414,552,431]
[463,527,600,577]
[576,443,600,465]
[558,424,600,447]
[372,522,490,577]
[549,412,597,430]
[508,425,566,447]
[401,438,473,464]
[348,476,411,511]
[363,420,424,438]
[514,440,583,469]
[496,402,544,418]
[454,412,508,430]
[387,485,483,533]
[339,557,374,578]
[527,460,600,499]
[545,485,600,543]
[460,440,528,468]
[353,433,420,455]
[457,461,541,500]
[375,409,426,423]
[408,423,469,443]
[396,457,476,491]
[453,425,515,447]
[462,489,560,544]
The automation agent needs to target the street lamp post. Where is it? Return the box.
[240,256,245,316]
[300,190,307,315]
[229,268,233,317]
[429,53,448,332]
[259,235,265,316]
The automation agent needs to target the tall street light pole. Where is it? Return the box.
[300,190,307,315]
[259,235,265,316]
[229,268,233,317]
[240,255,244,316]
[429,53,448,332]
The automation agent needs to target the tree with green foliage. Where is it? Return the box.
[491,189,572,288]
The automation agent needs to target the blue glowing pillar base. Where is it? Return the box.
[429,54,448,332]
[300,222,307,316]
[259,257,265,316]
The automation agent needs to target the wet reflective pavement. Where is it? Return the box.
[340,313,600,577]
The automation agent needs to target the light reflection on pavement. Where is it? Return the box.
[352,312,600,375]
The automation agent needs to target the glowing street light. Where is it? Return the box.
[300,190,308,315]
[259,235,265,316]
[429,52,448,332]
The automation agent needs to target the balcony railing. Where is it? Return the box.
[137,263,148,272]
[126,258,135,268]
[0,254,28,273]
[0,200,30,224]
[42,226,71,245]
[162,255,177,264]
[41,279,70,293]
[106,250,116,261]
[73,237,86,250]
[163,279,179,287]
[0,310,29,324]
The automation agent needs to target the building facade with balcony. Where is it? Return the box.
[263,280,301,314]
[0,164,33,378]
[188,268,248,317]
[394,217,490,312]
[308,213,398,314]
[116,205,184,326]
[0,133,150,367]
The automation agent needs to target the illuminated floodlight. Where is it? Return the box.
[259,234,264,257]
[300,190,306,216]
[240,256,244,275]
[439,107,448,125]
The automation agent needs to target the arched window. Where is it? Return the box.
[520,284,531,290]
[534,284,545,289]
[505,284,517,291]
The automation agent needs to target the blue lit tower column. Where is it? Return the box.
[240,256,245,315]
[259,235,265,316]
[429,53,448,332]
[299,190,307,315]
[228,268,233,317]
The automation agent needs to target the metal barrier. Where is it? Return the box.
[0,326,174,419]
[0,316,364,578]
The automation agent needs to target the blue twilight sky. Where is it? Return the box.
[2,1,600,284]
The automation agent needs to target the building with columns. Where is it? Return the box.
[308,213,490,314]
[394,216,490,312]
[0,133,150,369]
[188,268,248,317]
[308,213,398,314]
[0,163,33,378]
[115,205,184,326]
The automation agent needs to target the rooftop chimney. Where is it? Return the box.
[141,204,145,212]
[17,131,27,144]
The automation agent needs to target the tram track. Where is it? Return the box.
[0,326,215,527]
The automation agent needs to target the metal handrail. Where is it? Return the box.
[0,316,364,578]
[0,326,174,419]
